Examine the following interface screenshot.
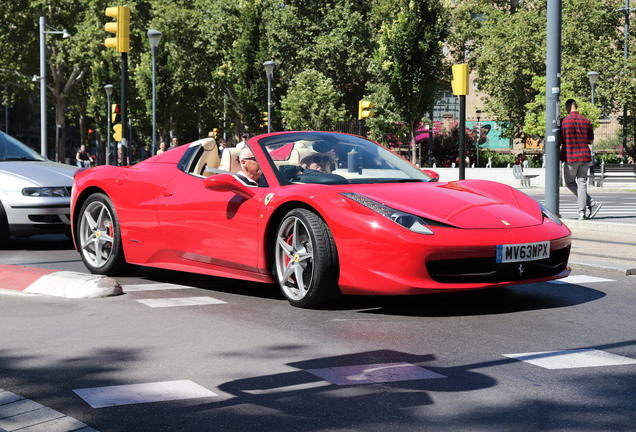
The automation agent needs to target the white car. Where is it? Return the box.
[0,132,77,246]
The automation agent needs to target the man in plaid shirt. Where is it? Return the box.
[561,99,602,220]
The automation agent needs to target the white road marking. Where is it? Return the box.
[503,349,636,369]
[73,380,217,409]
[0,388,96,431]
[548,275,615,284]
[122,283,193,292]
[135,296,226,308]
[305,362,446,386]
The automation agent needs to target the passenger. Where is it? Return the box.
[236,147,261,186]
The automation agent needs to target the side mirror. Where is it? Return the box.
[203,173,255,199]
[422,169,439,182]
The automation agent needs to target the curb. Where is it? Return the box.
[0,264,122,298]
[569,259,636,276]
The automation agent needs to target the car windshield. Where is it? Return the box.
[259,132,432,185]
[0,132,46,162]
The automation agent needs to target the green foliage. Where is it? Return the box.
[450,0,623,140]
[280,69,346,131]
[523,75,601,137]
[371,0,449,163]
[481,150,516,168]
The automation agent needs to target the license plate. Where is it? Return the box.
[496,241,550,263]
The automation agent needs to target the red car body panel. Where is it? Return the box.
[71,132,571,296]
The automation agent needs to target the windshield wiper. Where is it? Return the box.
[374,178,423,183]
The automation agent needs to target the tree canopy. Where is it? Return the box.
[1,0,634,163]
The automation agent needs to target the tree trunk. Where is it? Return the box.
[410,118,417,164]
[55,93,66,164]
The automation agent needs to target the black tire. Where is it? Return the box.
[77,192,130,275]
[0,201,9,248]
[273,208,340,308]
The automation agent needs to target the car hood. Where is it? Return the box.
[346,180,544,229]
[0,161,77,187]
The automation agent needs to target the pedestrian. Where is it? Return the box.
[218,138,227,157]
[236,133,249,150]
[75,144,95,168]
[170,136,179,149]
[156,141,166,154]
[560,98,602,220]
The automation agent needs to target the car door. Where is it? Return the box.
[156,171,265,274]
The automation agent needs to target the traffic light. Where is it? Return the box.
[261,112,268,128]
[358,100,374,120]
[111,104,121,123]
[113,123,122,141]
[104,5,130,53]
[451,64,469,96]
[212,128,219,139]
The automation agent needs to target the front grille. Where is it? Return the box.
[426,246,570,284]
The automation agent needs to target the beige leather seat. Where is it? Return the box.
[219,148,242,173]
[190,138,220,176]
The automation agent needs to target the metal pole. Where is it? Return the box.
[151,44,157,156]
[3,85,8,134]
[458,95,466,180]
[476,117,481,168]
[120,52,128,165]
[106,91,111,165]
[544,0,562,216]
[39,16,47,158]
[223,94,227,142]
[623,0,630,164]
[428,106,434,167]
[267,75,272,134]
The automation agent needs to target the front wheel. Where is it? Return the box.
[77,193,129,275]
[274,209,339,308]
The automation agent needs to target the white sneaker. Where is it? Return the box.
[588,202,603,219]
[578,211,587,220]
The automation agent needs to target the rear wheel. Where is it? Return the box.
[77,193,129,275]
[274,209,339,308]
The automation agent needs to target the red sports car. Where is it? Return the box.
[71,131,571,308]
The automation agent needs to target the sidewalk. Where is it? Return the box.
[432,167,636,275]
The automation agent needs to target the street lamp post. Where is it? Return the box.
[263,60,277,134]
[475,109,482,167]
[587,71,599,105]
[104,84,114,165]
[38,16,70,159]
[588,71,599,164]
[147,29,162,156]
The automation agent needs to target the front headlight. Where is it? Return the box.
[22,187,70,197]
[539,202,562,225]
[342,192,433,235]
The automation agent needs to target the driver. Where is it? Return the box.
[301,153,335,173]
[236,147,262,186]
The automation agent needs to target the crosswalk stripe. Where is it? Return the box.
[503,349,636,369]
[135,296,226,308]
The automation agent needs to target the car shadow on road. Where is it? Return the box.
[344,282,606,317]
[2,234,74,251]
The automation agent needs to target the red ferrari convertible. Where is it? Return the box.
[71,131,571,308]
